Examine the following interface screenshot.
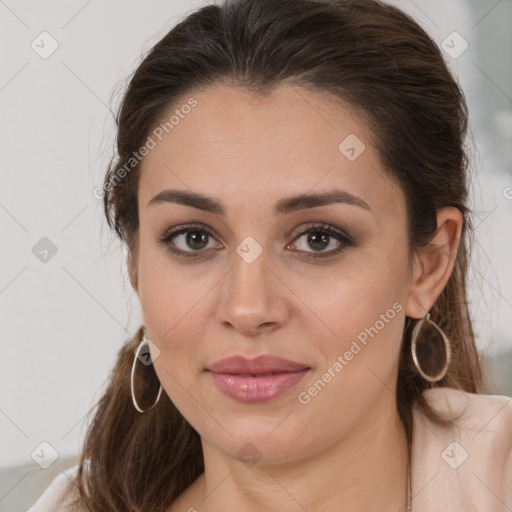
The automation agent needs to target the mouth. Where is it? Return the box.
[207,368,310,403]
[206,354,311,403]
[207,354,310,374]
[226,372,291,377]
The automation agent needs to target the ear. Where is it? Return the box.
[127,250,139,294]
[405,206,463,319]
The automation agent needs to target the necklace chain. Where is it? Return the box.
[406,440,412,512]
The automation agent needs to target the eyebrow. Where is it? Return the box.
[147,188,371,215]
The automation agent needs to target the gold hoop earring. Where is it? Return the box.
[131,327,163,413]
[410,313,451,383]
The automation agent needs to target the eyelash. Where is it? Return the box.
[156,222,355,260]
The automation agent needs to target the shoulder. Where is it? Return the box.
[26,464,85,512]
[420,386,512,421]
[411,387,512,511]
[416,387,512,446]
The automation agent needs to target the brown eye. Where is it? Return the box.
[183,230,210,250]
[288,223,355,258]
[157,225,222,258]
[304,231,331,251]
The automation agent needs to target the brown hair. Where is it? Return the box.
[65,0,487,509]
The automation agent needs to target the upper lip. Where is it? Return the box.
[208,355,310,374]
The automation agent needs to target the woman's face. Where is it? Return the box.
[132,84,419,464]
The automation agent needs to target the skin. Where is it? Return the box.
[127,84,462,511]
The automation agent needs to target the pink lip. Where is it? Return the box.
[208,355,310,374]
[207,355,310,403]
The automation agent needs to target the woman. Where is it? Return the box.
[28,0,512,510]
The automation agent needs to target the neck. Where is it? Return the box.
[189,398,410,512]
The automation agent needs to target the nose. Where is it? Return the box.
[216,250,290,337]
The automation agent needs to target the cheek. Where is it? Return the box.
[318,251,407,339]
[307,242,408,389]
[296,277,405,434]
[136,254,208,385]
[137,239,210,335]
[317,280,405,388]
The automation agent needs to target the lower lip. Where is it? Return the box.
[208,369,309,403]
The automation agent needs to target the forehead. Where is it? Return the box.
[138,84,402,218]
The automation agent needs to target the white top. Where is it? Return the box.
[27,387,512,511]
[26,464,80,511]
